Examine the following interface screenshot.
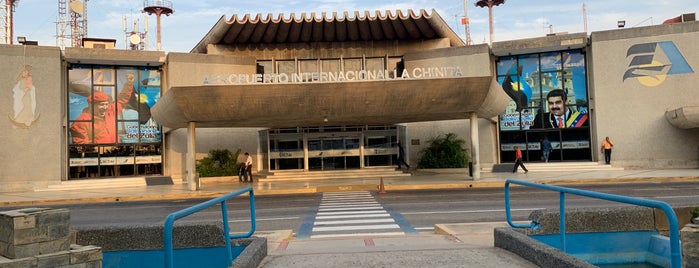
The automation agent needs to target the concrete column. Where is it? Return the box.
[303,134,309,171]
[470,112,481,179]
[359,132,365,168]
[187,122,198,191]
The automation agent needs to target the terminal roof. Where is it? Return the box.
[191,9,465,53]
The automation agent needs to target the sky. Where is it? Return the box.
[8,0,697,53]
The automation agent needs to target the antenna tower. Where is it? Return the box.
[582,2,588,33]
[142,0,173,51]
[123,15,148,50]
[2,0,19,44]
[462,0,472,45]
[56,0,88,48]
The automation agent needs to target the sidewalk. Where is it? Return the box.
[258,221,545,268]
[2,167,699,206]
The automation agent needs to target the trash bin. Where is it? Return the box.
[468,161,473,177]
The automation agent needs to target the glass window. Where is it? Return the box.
[67,65,162,179]
[277,60,296,77]
[539,52,560,72]
[343,58,362,73]
[365,58,384,72]
[321,59,340,73]
[563,50,588,106]
[299,60,318,73]
[497,49,591,162]
[257,61,274,75]
[496,56,517,76]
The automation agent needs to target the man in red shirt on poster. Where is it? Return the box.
[70,74,135,144]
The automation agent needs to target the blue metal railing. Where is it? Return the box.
[163,186,256,268]
[504,179,682,268]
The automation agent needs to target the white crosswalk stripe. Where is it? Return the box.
[311,191,404,238]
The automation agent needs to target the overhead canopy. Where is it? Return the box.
[665,106,699,129]
[190,9,465,53]
[152,77,508,129]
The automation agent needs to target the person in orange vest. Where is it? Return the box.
[601,137,614,164]
[512,146,528,174]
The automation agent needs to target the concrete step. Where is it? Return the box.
[36,177,147,191]
[482,162,624,173]
[262,167,410,181]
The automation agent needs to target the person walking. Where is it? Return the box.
[601,137,614,164]
[512,146,528,173]
[238,164,246,183]
[243,152,253,182]
[396,141,410,170]
[541,137,552,163]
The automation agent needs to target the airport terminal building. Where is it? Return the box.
[1,9,697,191]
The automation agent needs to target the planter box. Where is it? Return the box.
[0,208,70,259]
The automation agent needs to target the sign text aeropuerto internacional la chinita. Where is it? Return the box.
[202,66,464,85]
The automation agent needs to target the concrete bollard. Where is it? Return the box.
[681,224,699,268]
[0,208,71,259]
[0,208,102,267]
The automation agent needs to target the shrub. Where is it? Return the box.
[691,207,699,224]
[417,133,469,168]
[196,149,243,177]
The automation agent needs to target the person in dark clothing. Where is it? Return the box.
[396,141,410,170]
[541,137,553,163]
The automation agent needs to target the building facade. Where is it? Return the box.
[0,10,697,192]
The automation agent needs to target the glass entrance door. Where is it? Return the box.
[526,130,561,162]
[523,128,591,162]
[270,138,304,170]
[308,136,360,171]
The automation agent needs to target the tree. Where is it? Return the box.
[417,133,469,168]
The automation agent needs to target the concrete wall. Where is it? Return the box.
[162,53,261,181]
[164,52,256,88]
[589,21,699,168]
[403,44,501,166]
[0,45,64,192]
[73,223,266,268]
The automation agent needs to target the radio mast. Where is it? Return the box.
[463,0,472,45]
[1,0,19,44]
[56,0,89,48]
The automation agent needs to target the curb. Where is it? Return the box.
[2,176,698,207]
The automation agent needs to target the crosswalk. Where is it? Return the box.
[308,191,410,238]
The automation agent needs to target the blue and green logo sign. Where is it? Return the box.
[623,41,694,87]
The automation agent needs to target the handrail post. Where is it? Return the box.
[164,215,175,268]
[249,190,257,236]
[504,181,539,229]
[559,192,566,252]
[221,200,232,267]
[162,186,255,268]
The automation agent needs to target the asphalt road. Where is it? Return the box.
[6,182,698,236]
